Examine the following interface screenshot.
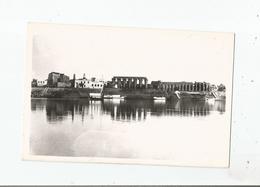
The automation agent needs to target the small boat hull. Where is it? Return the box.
[89,93,102,100]
[103,95,112,99]
[104,95,125,100]
[153,97,166,100]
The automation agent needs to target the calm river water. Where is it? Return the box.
[30,98,227,162]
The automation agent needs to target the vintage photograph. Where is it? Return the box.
[23,23,234,167]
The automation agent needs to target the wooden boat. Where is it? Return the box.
[103,95,113,99]
[89,93,102,100]
[111,95,125,99]
[153,96,166,100]
[103,95,125,100]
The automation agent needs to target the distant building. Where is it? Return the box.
[111,76,148,89]
[104,81,113,88]
[31,79,37,87]
[31,79,47,87]
[151,81,162,89]
[57,82,71,88]
[47,72,70,87]
[37,80,47,87]
[74,74,104,89]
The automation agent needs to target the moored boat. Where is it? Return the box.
[89,93,102,100]
[111,95,125,100]
[111,95,121,99]
[104,94,125,100]
[153,96,166,100]
[103,95,113,99]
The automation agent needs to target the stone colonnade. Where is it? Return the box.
[112,76,148,89]
[160,82,210,92]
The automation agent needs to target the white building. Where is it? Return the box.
[74,76,105,89]
[37,80,47,87]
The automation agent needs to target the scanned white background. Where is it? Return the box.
[0,0,259,185]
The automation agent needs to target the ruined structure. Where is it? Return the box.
[151,81,211,92]
[47,72,70,87]
[111,76,148,89]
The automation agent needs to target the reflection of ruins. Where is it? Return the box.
[102,100,225,120]
[31,98,226,123]
[102,100,149,121]
[31,99,46,111]
[44,99,76,122]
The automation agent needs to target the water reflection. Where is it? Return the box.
[31,98,225,123]
[30,98,227,159]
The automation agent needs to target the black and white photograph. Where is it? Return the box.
[23,23,234,167]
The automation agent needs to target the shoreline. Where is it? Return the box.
[31,87,225,101]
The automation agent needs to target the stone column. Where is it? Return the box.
[122,79,125,88]
[139,78,143,88]
[128,78,131,89]
[118,79,121,88]
[134,78,137,89]
[206,83,209,91]
[142,78,145,88]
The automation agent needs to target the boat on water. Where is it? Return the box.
[119,96,125,100]
[153,96,166,100]
[112,95,125,100]
[89,93,102,100]
[174,91,209,100]
[103,95,113,99]
[103,94,125,100]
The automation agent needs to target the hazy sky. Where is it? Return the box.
[31,23,234,86]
